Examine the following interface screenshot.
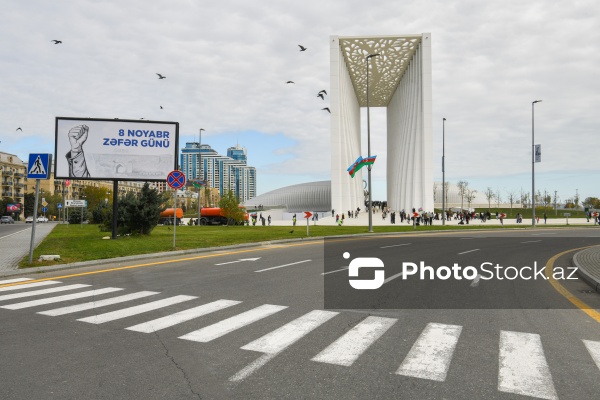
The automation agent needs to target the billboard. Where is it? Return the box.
[6,204,21,212]
[54,117,179,181]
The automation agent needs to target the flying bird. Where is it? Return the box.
[160,106,163,109]
[286,81,295,84]
[51,40,62,44]
[156,73,166,79]
[318,90,327,95]
[322,107,330,113]
[298,45,307,52]
[317,93,325,100]
[16,127,22,131]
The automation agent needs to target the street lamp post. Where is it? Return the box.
[198,128,204,225]
[442,118,446,225]
[532,100,542,227]
[366,53,379,233]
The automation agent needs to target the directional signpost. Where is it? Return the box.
[27,153,52,264]
[304,212,312,236]
[167,170,186,248]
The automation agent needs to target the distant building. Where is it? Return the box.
[180,142,256,203]
[0,152,28,207]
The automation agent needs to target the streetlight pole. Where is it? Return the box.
[366,53,379,233]
[197,128,205,225]
[442,117,446,225]
[532,100,541,227]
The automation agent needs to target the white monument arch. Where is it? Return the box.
[330,34,433,213]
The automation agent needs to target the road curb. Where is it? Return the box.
[572,246,600,293]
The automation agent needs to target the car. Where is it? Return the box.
[25,216,34,223]
[36,216,48,223]
[1,216,15,224]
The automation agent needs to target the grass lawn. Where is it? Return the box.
[20,222,536,268]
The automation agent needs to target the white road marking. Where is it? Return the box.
[1,287,123,310]
[380,243,411,249]
[0,229,29,240]
[582,340,600,371]
[460,237,476,240]
[230,310,339,383]
[469,274,482,287]
[38,291,159,316]
[521,240,542,244]
[321,266,349,275]
[396,323,462,381]
[498,331,558,400]
[312,316,397,366]
[0,278,31,285]
[458,249,480,255]
[77,295,196,324]
[179,304,288,343]
[242,310,339,354]
[229,353,276,383]
[0,284,90,301]
[531,233,557,236]
[215,258,261,266]
[0,280,61,292]
[254,260,312,273]
[383,272,404,284]
[126,299,242,333]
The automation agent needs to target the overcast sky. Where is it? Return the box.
[1,0,598,203]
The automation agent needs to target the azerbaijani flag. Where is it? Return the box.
[347,155,377,178]
[191,180,207,188]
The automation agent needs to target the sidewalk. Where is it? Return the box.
[0,223,57,272]
[572,246,600,293]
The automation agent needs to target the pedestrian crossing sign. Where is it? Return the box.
[27,153,52,179]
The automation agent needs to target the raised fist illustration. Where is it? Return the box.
[68,125,89,157]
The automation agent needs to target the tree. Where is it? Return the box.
[574,192,581,209]
[521,192,530,209]
[553,191,560,215]
[484,187,495,212]
[466,189,477,210]
[23,193,35,218]
[457,181,469,211]
[101,183,163,234]
[495,189,502,211]
[218,190,245,225]
[506,190,517,216]
[542,190,551,210]
[583,197,600,209]
[433,182,438,203]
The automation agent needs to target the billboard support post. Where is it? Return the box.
[112,181,118,240]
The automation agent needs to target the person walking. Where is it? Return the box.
[292,214,297,226]
[268,215,271,226]
[543,212,547,224]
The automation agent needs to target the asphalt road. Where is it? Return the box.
[1,228,600,399]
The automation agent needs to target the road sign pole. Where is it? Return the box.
[307,216,309,236]
[28,179,40,264]
[173,189,177,248]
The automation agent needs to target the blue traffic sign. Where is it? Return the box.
[57,203,63,209]
[167,170,186,189]
[42,207,48,213]
[28,153,52,179]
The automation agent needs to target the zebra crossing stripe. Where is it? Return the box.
[583,340,600,371]
[0,284,90,302]
[38,291,159,316]
[1,288,124,310]
[230,310,339,383]
[498,331,558,400]
[396,323,462,381]
[242,310,339,354]
[0,280,61,293]
[0,278,32,285]
[179,304,288,343]
[126,299,242,333]
[311,316,397,367]
[77,295,197,324]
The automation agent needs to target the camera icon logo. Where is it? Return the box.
[346,252,385,290]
